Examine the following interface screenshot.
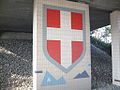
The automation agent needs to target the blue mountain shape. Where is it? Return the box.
[88,64,91,67]
[74,71,89,79]
[41,71,66,86]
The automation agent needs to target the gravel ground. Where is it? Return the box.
[0,40,120,90]
[91,44,120,90]
[93,84,120,90]
[0,39,32,90]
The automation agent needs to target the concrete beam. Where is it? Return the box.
[0,32,32,39]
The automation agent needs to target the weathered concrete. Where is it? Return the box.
[0,0,33,32]
[72,0,120,11]
[0,32,32,39]
[0,0,120,32]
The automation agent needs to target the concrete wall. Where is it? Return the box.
[111,11,120,86]
[0,32,32,40]
[33,0,91,90]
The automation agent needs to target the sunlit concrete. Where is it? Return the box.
[111,11,120,86]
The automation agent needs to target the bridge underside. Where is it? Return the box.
[0,0,120,32]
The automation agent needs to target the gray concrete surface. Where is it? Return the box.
[0,0,120,32]
[0,32,32,40]
[71,0,120,11]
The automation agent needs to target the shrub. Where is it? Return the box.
[91,36,111,56]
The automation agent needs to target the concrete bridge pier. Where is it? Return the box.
[33,0,91,90]
[111,11,120,86]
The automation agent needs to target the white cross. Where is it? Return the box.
[47,11,83,68]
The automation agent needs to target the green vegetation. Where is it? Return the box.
[90,25,112,56]
[91,36,111,56]
[100,26,111,43]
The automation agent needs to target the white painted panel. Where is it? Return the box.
[47,28,83,41]
[33,0,91,90]
[61,40,72,68]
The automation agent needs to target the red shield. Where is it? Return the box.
[43,5,85,72]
